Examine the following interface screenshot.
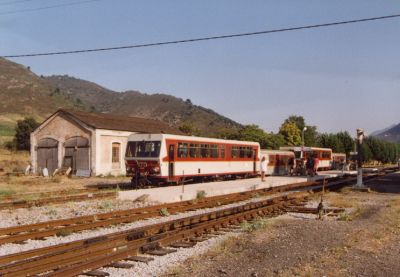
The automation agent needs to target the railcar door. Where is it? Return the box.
[253,148,257,174]
[168,144,175,179]
[275,154,280,175]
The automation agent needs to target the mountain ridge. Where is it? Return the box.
[0,58,242,138]
[372,123,400,143]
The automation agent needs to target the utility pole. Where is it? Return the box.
[356,128,365,188]
[301,127,307,159]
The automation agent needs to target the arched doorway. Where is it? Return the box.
[63,136,90,174]
[37,138,59,175]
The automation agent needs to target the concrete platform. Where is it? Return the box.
[118,171,355,203]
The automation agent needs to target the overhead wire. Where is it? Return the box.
[2,13,400,58]
[0,0,103,15]
[0,0,36,6]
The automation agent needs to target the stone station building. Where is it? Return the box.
[30,109,181,176]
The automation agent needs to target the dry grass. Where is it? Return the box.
[0,174,129,196]
[0,149,29,174]
[344,196,400,255]
[322,192,357,208]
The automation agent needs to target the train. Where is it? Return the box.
[279,146,333,170]
[260,149,294,176]
[125,133,346,186]
[125,133,259,186]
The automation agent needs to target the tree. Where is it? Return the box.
[14,117,40,151]
[231,125,269,148]
[304,125,318,147]
[284,115,305,131]
[265,133,286,149]
[179,122,200,136]
[317,133,344,153]
[283,115,318,146]
[336,131,354,155]
[279,122,301,146]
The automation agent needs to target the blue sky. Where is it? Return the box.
[1,0,399,135]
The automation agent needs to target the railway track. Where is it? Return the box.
[0,191,117,210]
[0,168,396,276]
[0,192,305,277]
[0,180,316,245]
[0,168,395,245]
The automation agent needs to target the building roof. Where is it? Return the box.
[58,109,183,134]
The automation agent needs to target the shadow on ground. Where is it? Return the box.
[367,172,400,193]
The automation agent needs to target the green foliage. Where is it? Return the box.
[0,124,15,136]
[56,229,72,237]
[233,125,267,143]
[317,131,399,164]
[318,133,345,153]
[264,133,286,149]
[98,200,114,210]
[0,187,15,198]
[283,115,319,146]
[159,208,170,216]
[284,115,305,131]
[179,122,201,136]
[196,190,207,199]
[240,217,270,232]
[364,137,400,164]
[14,117,40,151]
[279,122,301,146]
[336,131,354,155]
[224,125,268,148]
[304,125,318,146]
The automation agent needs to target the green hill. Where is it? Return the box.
[0,58,241,141]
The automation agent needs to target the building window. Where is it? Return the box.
[112,143,120,163]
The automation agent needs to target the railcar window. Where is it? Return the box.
[189,143,199,158]
[200,144,210,158]
[322,152,331,159]
[210,144,219,158]
[269,155,275,162]
[247,147,253,158]
[220,145,225,158]
[231,146,239,158]
[125,141,161,158]
[178,143,188,158]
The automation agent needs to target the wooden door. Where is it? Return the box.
[168,144,175,179]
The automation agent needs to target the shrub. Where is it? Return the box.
[196,190,207,199]
[56,229,72,237]
[240,217,269,232]
[0,187,15,198]
[14,117,40,151]
[98,200,114,210]
[159,208,170,216]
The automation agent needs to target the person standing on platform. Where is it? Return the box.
[260,156,267,182]
[313,154,319,176]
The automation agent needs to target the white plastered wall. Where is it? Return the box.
[94,129,135,176]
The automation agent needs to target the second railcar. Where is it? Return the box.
[260,149,295,175]
[280,146,333,170]
[125,133,260,186]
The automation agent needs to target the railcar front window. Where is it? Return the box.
[126,141,161,158]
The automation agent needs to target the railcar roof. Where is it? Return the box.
[260,149,295,155]
[127,133,260,146]
[280,146,332,152]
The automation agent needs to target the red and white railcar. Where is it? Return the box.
[260,149,295,175]
[280,146,333,170]
[125,133,260,186]
[332,153,346,170]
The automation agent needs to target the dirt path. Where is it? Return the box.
[164,173,400,277]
